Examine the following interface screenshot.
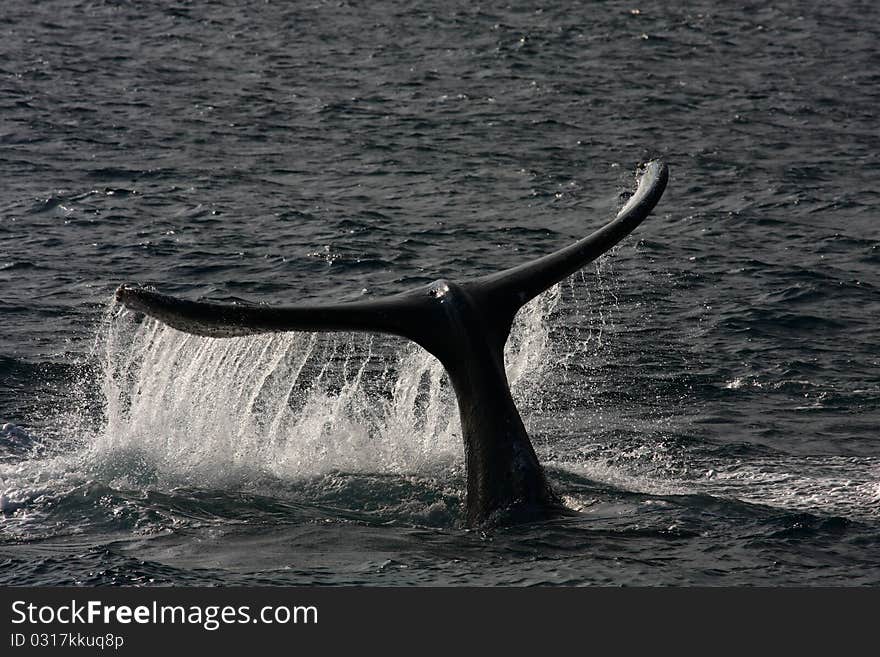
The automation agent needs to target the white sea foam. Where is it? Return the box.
[5,265,876,524]
[87,285,563,489]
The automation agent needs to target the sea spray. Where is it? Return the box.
[91,285,563,489]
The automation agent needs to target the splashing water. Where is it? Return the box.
[4,262,875,528]
[87,285,564,491]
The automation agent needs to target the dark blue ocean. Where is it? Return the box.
[1,0,878,585]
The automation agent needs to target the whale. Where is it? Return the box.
[115,160,669,526]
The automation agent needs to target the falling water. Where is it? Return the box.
[88,285,564,491]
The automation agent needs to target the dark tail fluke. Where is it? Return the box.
[114,160,669,526]
[116,160,667,346]
[472,160,668,321]
[114,284,433,341]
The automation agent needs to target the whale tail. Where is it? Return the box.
[114,160,669,526]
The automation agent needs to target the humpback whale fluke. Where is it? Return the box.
[115,160,669,526]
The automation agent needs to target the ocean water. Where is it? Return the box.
[1,0,878,585]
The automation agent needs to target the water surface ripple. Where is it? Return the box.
[1,0,878,585]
